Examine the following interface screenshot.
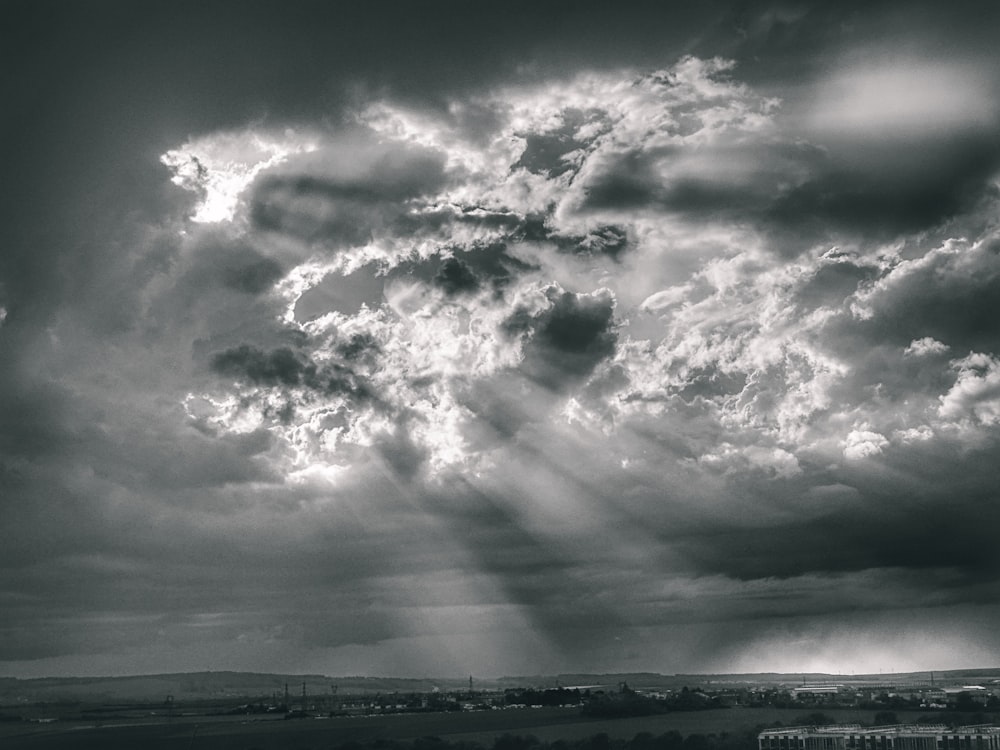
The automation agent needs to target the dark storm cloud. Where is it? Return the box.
[337,332,380,362]
[211,345,311,387]
[811,242,1000,405]
[618,402,1000,590]
[514,108,608,177]
[249,143,448,245]
[387,243,536,298]
[793,258,879,312]
[767,138,1000,240]
[558,49,998,248]
[576,134,1000,249]
[564,225,630,260]
[320,364,377,402]
[0,432,275,576]
[249,185,372,246]
[525,221,630,261]
[0,377,87,461]
[822,343,954,413]
[574,142,776,228]
[860,249,1000,355]
[210,344,375,402]
[515,132,583,177]
[0,473,466,661]
[504,288,618,390]
[456,380,531,443]
[701,1,1000,111]
[220,250,284,294]
[373,424,430,481]
[128,428,280,490]
[675,472,1000,586]
[457,243,538,291]
[260,147,448,204]
[574,138,824,220]
[434,257,481,296]
[581,150,664,210]
[744,240,1000,425]
[160,231,287,297]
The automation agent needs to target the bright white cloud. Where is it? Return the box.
[699,442,802,478]
[806,59,997,138]
[160,57,1000,496]
[904,337,950,357]
[161,129,317,223]
[939,352,1000,427]
[843,425,890,460]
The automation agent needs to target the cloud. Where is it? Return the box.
[220,251,285,294]
[699,442,802,478]
[504,286,618,390]
[805,60,997,139]
[765,140,1000,239]
[162,129,317,223]
[939,353,1000,428]
[850,237,1000,353]
[843,425,890,460]
[7,32,1000,678]
[211,345,312,388]
[248,139,449,248]
[434,256,481,296]
[904,337,950,357]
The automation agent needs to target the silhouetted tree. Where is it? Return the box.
[795,713,835,726]
[683,734,709,750]
[656,731,685,750]
[494,734,540,750]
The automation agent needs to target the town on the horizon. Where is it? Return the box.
[4,666,1000,715]
[5,665,1000,750]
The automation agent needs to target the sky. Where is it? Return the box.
[2,0,1000,679]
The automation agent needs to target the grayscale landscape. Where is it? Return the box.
[2,0,1000,747]
[3,668,1000,749]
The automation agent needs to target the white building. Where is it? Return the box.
[759,725,1000,750]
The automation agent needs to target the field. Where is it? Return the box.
[0,706,927,750]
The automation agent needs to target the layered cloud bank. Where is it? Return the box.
[3,39,1000,677]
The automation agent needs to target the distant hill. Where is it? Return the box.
[498,668,1000,690]
[0,672,490,704]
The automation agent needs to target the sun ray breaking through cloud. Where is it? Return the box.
[3,0,1000,679]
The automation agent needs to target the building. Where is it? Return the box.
[942,687,991,707]
[759,725,1000,750]
[792,685,848,702]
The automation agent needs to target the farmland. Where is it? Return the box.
[0,706,926,750]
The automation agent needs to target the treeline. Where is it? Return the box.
[315,728,761,750]
[772,711,1000,729]
[915,711,1000,726]
[505,688,584,706]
